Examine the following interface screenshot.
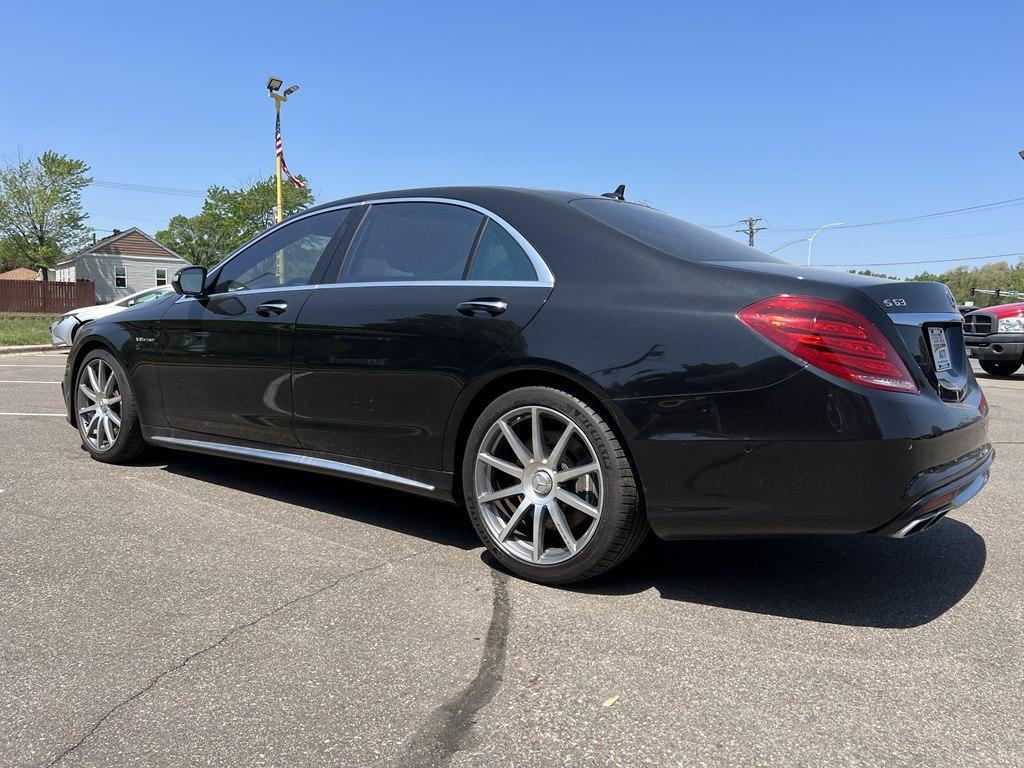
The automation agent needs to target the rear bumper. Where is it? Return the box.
[872,445,993,537]
[615,367,992,540]
[965,333,1024,361]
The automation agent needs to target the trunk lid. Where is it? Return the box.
[710,261,968,400]
[854,280,968,401]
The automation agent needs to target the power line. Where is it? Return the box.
[767,196,1024,233]
[91,180,205,197]
[815,251,1024,268]
[764,224,1024,251]
[88,212,171,224]
[767,238,807,254]
[842,197,1024,229]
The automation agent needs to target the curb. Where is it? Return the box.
[0,344,60,355]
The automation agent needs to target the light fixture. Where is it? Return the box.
[1019,148,1024,161]
[284,85,300,96]
[266,75,283,92]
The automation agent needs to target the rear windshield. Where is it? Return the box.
[571,198,785,264]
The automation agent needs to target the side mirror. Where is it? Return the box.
[172,266,207,297]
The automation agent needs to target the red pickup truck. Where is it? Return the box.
[964,301,1024,376]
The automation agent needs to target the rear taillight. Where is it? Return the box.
[737,295,918,394]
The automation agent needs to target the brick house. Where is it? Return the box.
[52,228,189,303]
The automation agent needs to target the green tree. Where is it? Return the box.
[156,176,313,267]
[0,237,21,273]
[907,260,1024,304]
[849,268,900,280]
[0,151,92,280]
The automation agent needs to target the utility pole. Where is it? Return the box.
[736,217,766,247]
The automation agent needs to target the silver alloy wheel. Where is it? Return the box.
[475,405,603,565]
[76,359,122,452]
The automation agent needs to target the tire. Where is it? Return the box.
[74,349,148,464]
[979,360,1021,377]
[462,386,648,584]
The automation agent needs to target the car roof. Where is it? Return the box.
[305,186,596,212]
[299,186,764,286]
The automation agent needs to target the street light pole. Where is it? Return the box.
[274,95,284,224]
[806,222,845,266]
[266,76,299,224]
[266,76,299,284]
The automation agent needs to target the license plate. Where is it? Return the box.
[928,327,953,372]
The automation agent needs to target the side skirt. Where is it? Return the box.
[142,427,454,501]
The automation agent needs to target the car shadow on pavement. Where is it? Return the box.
[578,519,986,628]
[155,451,481,551]
[153,451,985,628]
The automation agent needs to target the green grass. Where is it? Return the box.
[0,312,57,346]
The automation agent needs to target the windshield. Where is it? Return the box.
[571,198,785,264]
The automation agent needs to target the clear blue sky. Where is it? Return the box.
[4,1,1022,277]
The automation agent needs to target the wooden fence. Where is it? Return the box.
[0,280,96,313]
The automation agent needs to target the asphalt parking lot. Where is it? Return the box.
[0,350,1021,767]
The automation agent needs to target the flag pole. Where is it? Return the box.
[266,76,302,282]
[275,96,284,225]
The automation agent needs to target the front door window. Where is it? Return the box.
[210,209,351,294]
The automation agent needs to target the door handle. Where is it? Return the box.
[456,299,508,317]
[255,300,288,317]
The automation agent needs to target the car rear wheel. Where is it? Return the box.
[75,349,148,463]
[979,360,1021,377]
[463,386,648,584]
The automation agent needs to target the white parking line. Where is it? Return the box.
[0,380,60,384]
[0,412,65,417]
[0,364,65,368]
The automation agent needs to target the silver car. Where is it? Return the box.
[50,286,174,346]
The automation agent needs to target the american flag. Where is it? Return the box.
[275,111,306,189]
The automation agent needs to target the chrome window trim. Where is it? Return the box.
[888,312,964,326]
[204,196,554,288]
[174,284,316,304]
[205,201,366,276]
[356,197,554,286]
[315,280,554,291]
[149,435,435,491]
[174,279,554,304]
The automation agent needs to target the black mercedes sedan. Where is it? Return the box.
[63,187,993,583]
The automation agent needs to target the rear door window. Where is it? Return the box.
[342,202,483,282]
[467,220,537,282]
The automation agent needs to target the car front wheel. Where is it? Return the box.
[979,360,1022,377]
[75,349,148,463]
[463,386,648,584]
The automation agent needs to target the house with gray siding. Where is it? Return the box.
[52,228,189,303]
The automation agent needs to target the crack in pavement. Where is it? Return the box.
[401,568,512,768]
[46,547,431,767]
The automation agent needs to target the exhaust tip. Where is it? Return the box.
[894,509,949,538]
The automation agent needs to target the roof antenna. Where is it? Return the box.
[601,184,626,201]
